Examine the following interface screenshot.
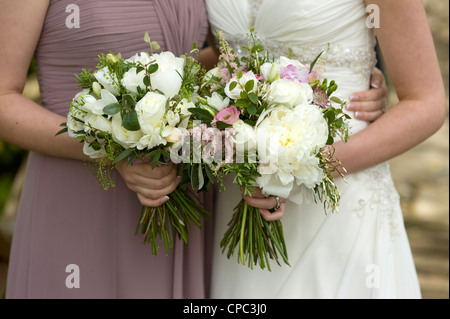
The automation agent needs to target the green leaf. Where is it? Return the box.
[216,121,233,130]
[143,75,150,87]
[122,110,140,131]
[245,80,254,92]
[235,99,250,108]
[310,51,324,74]
[188,108,214,123]
[103,102,121,115]
[113,148,134,164]
[248,92,259,104]
[191,164,199,190]
[247,105,257,115]
[229,81,238,92]
[55,127,68,136]
[330,96,344,104]
[197,164,204,190]
[148,64,159,74]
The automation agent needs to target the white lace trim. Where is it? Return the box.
[224,34,377,77]
[351,163,403,241]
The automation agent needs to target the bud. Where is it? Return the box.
[92,82,102,98]
[106,53,119,65]
[268,63,280,83]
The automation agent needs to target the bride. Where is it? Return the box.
[205,0,446,298]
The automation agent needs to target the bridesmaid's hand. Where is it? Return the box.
[346,67,388,122]
[241,187,288,222]
[116,160,181,207]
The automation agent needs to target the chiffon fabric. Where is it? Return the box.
[206,0,422,299]
[6,0,213,299]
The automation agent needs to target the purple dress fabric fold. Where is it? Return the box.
[6,0,214,299]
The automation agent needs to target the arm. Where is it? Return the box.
[0,0,88,160]
[0,0,180,207]
[333,0,446,175]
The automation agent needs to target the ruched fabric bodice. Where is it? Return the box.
[35,0,209,116]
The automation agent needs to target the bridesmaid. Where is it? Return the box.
[0,0,214,299]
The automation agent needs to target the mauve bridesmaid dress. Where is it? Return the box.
[6,0,214,299]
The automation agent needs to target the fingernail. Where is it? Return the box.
[371,80,381,89]
[176,176,182,184]
[354,111,362,119]
[162,196,170,203]
[346,103,355,111]
[349,95,359,102]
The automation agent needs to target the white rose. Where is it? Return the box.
[255,104,328,198]
[150,51,185,98]
[224,71,259,100]
[111,114,143,149]
[121,67,146,94]
[135,92,167,135]
[267,79,313,108]
[207,92,230,112]
[94,67,120,96]
[125,52,152,66]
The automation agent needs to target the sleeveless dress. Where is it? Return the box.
[6,0,214,299]
[206,0,422,299]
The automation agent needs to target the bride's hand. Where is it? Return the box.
[346,66,388,122]
[241,187,288,222]
[115,160,181,208]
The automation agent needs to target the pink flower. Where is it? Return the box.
[214,106,240,125]
[280,64,310,83]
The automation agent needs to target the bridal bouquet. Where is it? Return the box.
[57,33,210,255]
[192,30,351,270]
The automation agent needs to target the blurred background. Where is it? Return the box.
[0,0,448,299]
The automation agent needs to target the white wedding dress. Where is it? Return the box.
[206,0,422,299]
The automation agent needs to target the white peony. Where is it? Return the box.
[255,104,328,199]
[111,114,143,149]
[266,79,313,108]
[150,51,185,98]
[94,67,120,96]
[135,92,167,135]
[121,67,146,94]
[224,71,259,100]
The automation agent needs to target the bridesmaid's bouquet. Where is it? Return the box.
[57,33,210,255]
[190,30,351,270]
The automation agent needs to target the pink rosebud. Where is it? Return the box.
[214,106,240,125]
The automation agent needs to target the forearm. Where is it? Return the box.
[333,95,446,176]
[0,92,88,161]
